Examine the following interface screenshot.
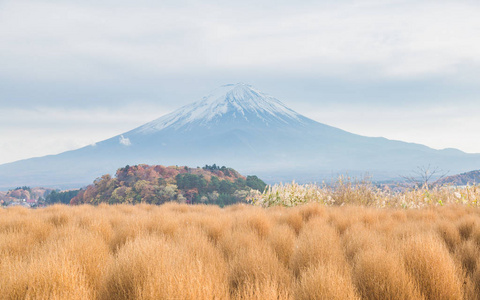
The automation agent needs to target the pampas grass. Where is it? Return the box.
[2,203,480,299]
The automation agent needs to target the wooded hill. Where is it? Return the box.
[436,170,480,186]
[71,164,266,206]
[0,186,52,206]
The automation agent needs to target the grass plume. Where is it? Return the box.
[2,203,480,299]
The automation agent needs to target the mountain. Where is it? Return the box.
[1,83,480,189]
[436,170,480,186]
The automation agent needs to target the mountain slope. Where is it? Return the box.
[436,170,480,186]
[1,83,480,189]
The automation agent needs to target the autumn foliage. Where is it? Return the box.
[0,186,51,204]
[71,164,266,206]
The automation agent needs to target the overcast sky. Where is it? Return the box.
[1,0,480,165]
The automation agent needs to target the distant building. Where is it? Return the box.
[7,202,31,208]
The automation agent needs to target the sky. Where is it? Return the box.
[1,0,480,165]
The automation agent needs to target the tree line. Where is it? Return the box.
[71,164,266,206]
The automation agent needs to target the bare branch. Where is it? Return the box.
[401,165,448,189]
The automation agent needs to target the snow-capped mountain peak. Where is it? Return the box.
[135,83,302,133]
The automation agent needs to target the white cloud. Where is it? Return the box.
[119,135,131,146]
[0,104,169,125]
[0,1,479,81]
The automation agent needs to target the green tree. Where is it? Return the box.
[246,175,267,192]
[45,189,80,205]
[235,178,246,189]
[176,174,207,192]
[208,176,221,192]
[219,180,234,194]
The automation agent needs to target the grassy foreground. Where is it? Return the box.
[2,203,480,299]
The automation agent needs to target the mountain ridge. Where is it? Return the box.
[437,170,480,186]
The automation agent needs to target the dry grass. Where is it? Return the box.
[3,203,480,299]
[252,180,480,209]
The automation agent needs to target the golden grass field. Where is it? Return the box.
[2,201,480,299]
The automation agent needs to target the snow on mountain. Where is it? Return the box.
[135,83,303,134]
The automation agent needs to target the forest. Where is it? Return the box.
[71,164,266,206]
